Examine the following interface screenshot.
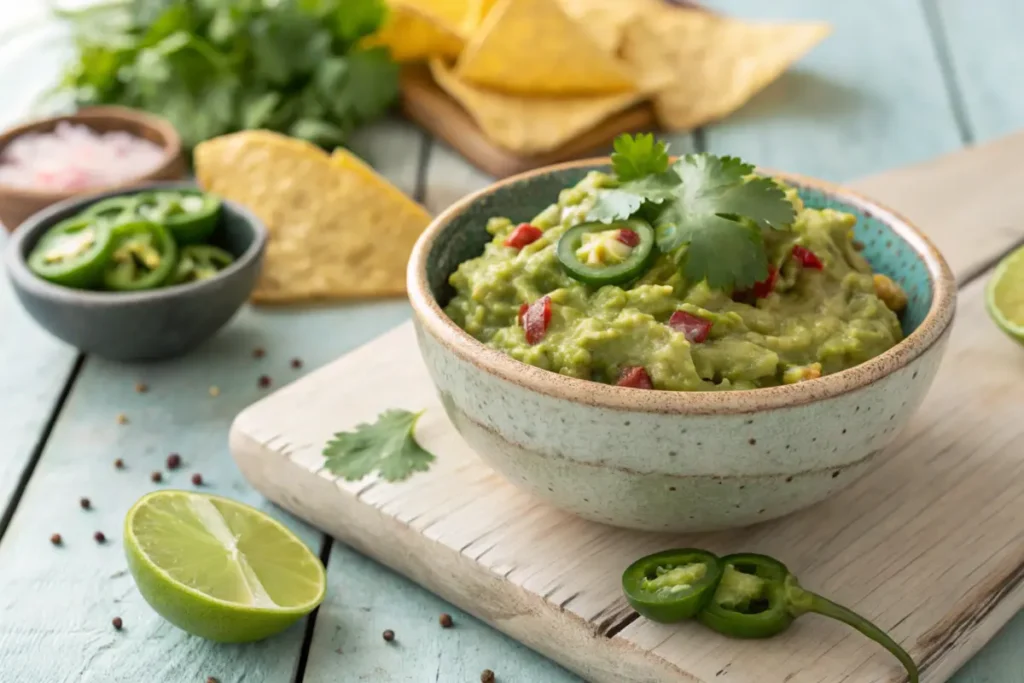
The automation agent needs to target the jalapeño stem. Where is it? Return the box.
[788,583,919,683]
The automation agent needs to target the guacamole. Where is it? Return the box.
[445,171,907,392]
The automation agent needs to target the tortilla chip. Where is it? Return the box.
[455,0,636,96]
[402,0,479,34]
[194,131,431,303]
[557,0,659,54]
[621,9,831,130]
[431,59,666,154]
[364,3,464,61]
[464,0,500,31]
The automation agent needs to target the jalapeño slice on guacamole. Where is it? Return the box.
[445,134,909,392]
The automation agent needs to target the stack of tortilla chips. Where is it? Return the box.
[367,0,831,154]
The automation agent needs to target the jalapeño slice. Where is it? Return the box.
[556,219,655,286]
[103,221,179,292]
[699,553,919,682]
[28,217,116,289]
[136,190,221,245]
[622,548,723,623]
[80,196,140,225]
[170,245,235,285]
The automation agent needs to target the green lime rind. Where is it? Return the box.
[124,490,326,643]
[986,245,1024,346]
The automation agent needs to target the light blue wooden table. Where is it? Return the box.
[1,1,1022,681]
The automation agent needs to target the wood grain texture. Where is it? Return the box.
[699,0,964,180]
[231,135,1024,683]
[930,0,1024,143]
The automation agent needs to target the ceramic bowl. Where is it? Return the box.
[407,160,957,532]
[5,182,266,362]
[0,106,187,231]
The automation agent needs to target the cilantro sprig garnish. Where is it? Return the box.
[589,134,796,291]
[323,409,436,483]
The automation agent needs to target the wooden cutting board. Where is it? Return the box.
[400,65,656,178]
[230,133,1024,683]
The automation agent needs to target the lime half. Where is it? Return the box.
[987,245,1024,345]
[124,491,326,642]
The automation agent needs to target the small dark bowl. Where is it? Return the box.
[4,181,267,362]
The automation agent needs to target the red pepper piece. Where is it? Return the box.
[521,296,552,345]
[668,310,712,343]
[750,265,778,299]
[503,223,543,249]
[792,245,824,270]
[616,229,641,247]
[617,366,654,389]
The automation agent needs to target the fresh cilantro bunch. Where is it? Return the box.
[323,409,436,483]
[590,134,796,291]
[52,0,399,149]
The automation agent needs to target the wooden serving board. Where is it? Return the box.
[400,65,656,178]
[230,133,1024,683]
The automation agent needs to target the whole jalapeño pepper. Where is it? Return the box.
[621,548,723,623]
[103,220,178,291]
[700,553,919,683]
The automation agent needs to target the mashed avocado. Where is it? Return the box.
[445,171,905,391]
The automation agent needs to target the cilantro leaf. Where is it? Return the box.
[652,154,794,290]
[589,170,680,223]
[610,133,670,181]
[323,409,436,483]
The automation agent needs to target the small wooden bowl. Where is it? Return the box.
[0,106,187,231]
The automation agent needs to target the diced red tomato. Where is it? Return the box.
[517,303,529,326]
[750,265,778,299]
[668,310,712,344]
[503,223,543,249]
[617,366,654,389]
[792,245,824,270]
[616,229,641,247]
[521,296,552,345]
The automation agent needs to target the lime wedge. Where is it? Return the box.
[987,245,1024,345]
[124,491,326,643]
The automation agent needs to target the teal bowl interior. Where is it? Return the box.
[426,165,933,336]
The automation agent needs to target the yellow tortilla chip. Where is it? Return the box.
[557,0,659,54]
[464,0,500,32]
[364,3,464,61]
[402,0,479,35]
[621,9,831,130]
[431,59,666,154]
[455,0,636,96]
[194,131,431,303]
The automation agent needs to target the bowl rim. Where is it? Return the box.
[407,157,958,415]
[0,106,183,201]
[4,180,268,305]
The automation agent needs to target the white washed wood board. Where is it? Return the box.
[230,134,1024,683]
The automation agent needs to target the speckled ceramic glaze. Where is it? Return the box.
[407,161,957,532]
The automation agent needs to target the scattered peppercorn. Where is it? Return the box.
[258,375,271,388]
[94,531,106,544]
[382,629,395,642]
[439,613,453,628]
[209,386,220,397]
[253,347,265,358]
[135,382,148,393]
[80,497,91,510]
[114,458,125,469]
[481,669,495,683]
[116,413,128,425]
[291,358,303,369]
[166,453,182,470]
[112,617,123,630]
[151,471,163,483]
[206,678,219,683]
[50,533,62,546]
[191,473,203,486]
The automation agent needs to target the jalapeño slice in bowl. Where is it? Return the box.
[622,548,723,623]
[136,190,222,245]
[557,219,656,286]
[103,220,179,292]
[80,196,141,225]
[170,245,235,285]
[28,217,116,289]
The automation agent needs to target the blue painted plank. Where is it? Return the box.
[930,0,1024,143]
[700,0,964,180]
